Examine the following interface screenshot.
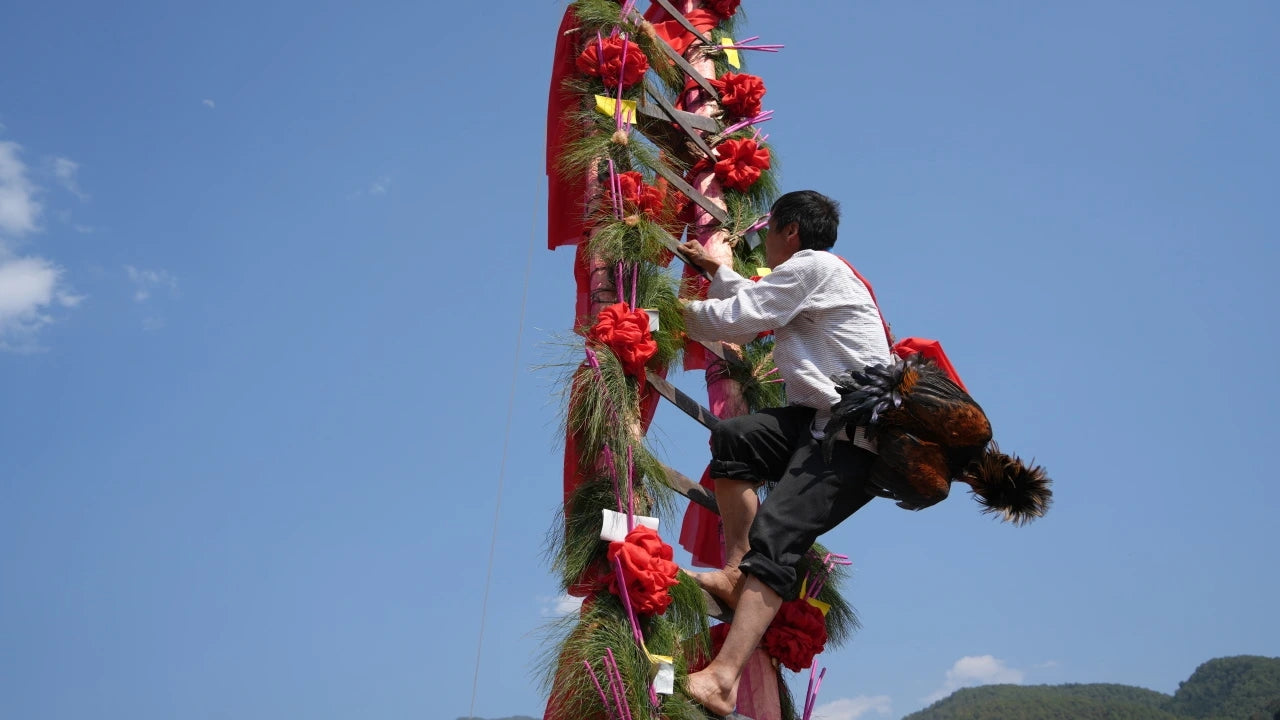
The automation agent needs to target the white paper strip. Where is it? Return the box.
[600,509,660,542]
[652,661,675,695]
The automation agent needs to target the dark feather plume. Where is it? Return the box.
[961,443,1053,525]
[821,357,924,463]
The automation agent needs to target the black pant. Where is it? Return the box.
[709,406,877,598]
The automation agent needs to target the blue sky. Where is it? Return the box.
[2,2,1277,719]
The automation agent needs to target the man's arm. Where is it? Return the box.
[683,261,812,344]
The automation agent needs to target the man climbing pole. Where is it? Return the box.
[677,187,1053,718]
[678,189,891,717]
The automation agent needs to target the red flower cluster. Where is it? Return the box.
[588,303,658,378]
[761,599,828,672]
[576,35,649,90]
[607,525,679,616]
[713,138,771,192]
[707,0,742,20]
[614,171,669,222]
[710,72,765,119]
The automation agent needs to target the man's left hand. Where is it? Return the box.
[678,240,722,275]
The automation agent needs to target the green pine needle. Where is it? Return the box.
[801,543,861,649]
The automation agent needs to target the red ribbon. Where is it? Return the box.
[762,599,828,672]
[713,137,771,192]
[576,35,649,90]
[614,171,674,225]
[607,525,680,616]
[709,72,766,119]
[706,0,743,20]
[588,302,658,378]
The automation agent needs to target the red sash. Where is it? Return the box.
[832,255,969,392]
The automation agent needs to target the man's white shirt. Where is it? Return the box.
[684,249,893,450]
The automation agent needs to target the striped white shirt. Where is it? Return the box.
[684,250,892,446]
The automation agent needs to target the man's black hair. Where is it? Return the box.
[769,190,840,251]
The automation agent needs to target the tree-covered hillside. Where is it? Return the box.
[904,656,1280,720]
[1171,656,1280,720]
[903,683,1190,720]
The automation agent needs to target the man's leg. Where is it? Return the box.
[691,477,757,608]
[685,574,783,716]
[737,440,877,599]
[688,439,877,714]
[691,407,815,608]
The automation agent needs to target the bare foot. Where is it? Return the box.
[686,668,737,717]
[691,567,745,609]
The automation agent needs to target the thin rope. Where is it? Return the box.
[468,202,537,718]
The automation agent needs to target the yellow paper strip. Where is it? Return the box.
[637,634,674,669]
[754,267,772,277]
[647,652,675,666]
[806,597,831,617]
[720,37,741,69]
[595,95,637,124]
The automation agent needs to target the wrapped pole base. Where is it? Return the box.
[737,648,783,720]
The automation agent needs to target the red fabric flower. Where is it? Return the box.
[613,171,670,223]
[616,170,645,211]
[607,525,680,616]
[643,6,720,57]
[588,303,658,378]
[639,180,667,220]
[707,0,742,20]
[762,599,828,672]
[713,138,771,192]
[710,72,766,119]
[576,35,649,90]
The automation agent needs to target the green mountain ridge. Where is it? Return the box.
[904,656,1280,720]
[478,656,1279,720]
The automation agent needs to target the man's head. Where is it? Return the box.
[763,190,841,267]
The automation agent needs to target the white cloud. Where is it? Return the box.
[202,99,215,109]
[923,655,1025,704]
[541,594,584,617]
[349,177,392,199]
[0,141,83,351]
[51,156,87,200]
[125,265,178,302]
[811,696,892,720]
[0,256,77,351]
[0,141,41,237]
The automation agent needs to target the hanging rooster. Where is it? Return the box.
[823,353,1053,524]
